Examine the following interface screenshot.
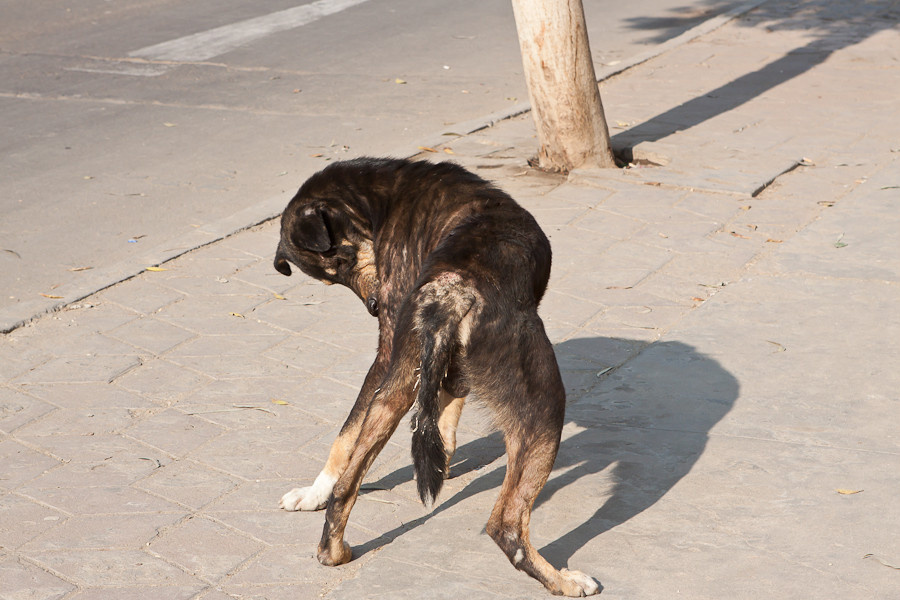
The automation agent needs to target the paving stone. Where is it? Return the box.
[30,549,199,588]
[20,512,185,552]
[263,335,368,378]
[12,432,161,466]
[167,332,288,359]
[220,219,280,258]
[257,376,358,426]
[216,583,324,600]
[135,459,239,509]
[104,316,196,356]
[125,408,226,457]
[23,382,156,411]
[177,377,318,428]
[153,295,279,336]
[538,289,605,328]
[223,545,333,586]
[231,259,298,295]
[0,387,56,434]
[0,439,62,490]
[65,586,203,600]
[16,456,166,490]
[98,278,186,315]
[14,406,141,438]
[188,424,331,481]
[169,353,306,381]
[149,515,264,582]
[113,358,212,401]
[0,556,76,600]
[0,494,65,549]
[18,484,182,516]
[13,354,143,385]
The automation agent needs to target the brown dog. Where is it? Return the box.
[274,157,598,596]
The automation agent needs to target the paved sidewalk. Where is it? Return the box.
[2,1,899,598]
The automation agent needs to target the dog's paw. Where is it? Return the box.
[280,472,336,511]
[280,486,327,511]
[317,540,352,566]
[558,568,600,597]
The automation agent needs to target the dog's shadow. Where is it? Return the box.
[359,337,738,570]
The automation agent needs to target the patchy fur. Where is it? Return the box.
[274,157,598,596]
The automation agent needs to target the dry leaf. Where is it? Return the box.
[730,231,752,240]
[273,293,286,300]
[394,78,407,84]
[83,175,94,180]
[443,148,455,155]
[146,266,167,272]
[230,312,245,318]
[766,340,786,353]
[68,266,93,272]
[40,293,64,299]
[766,238,783,243]
[310,153,324,158]
[163,122,176,127]
[418,146,438,153]
[271,399,289,405]
[836,489,863,495]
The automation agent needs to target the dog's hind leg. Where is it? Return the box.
[437,390,465,477]
[484,332,599,596]
[281,354,389,511]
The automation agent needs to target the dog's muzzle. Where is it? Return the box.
[274,246,292,276]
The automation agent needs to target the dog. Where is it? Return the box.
[273,157,598,596]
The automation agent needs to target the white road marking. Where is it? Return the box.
[129,0,374,62]
[66,63,171,77]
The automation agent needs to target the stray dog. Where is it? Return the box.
[274,157,598,596]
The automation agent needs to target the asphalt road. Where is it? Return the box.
[0,0,746,326]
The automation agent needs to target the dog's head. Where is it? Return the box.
[274,188,380,317]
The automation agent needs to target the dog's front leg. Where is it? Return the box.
[317,356,417,565]
[280,354,388,511]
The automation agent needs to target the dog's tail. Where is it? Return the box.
[409,279,474,506]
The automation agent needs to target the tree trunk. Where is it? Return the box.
[511,0,616,171]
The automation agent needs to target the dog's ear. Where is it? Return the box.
[293,206,332,253]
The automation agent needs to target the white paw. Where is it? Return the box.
[279,472,336,511]
[559,568,600,597]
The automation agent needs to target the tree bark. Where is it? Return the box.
[511,0,616,171]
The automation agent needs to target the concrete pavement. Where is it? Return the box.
[2,0,899,598]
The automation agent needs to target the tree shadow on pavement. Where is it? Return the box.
[357,337,739,574]
[614,0,899,150]
[619,0,750,44]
